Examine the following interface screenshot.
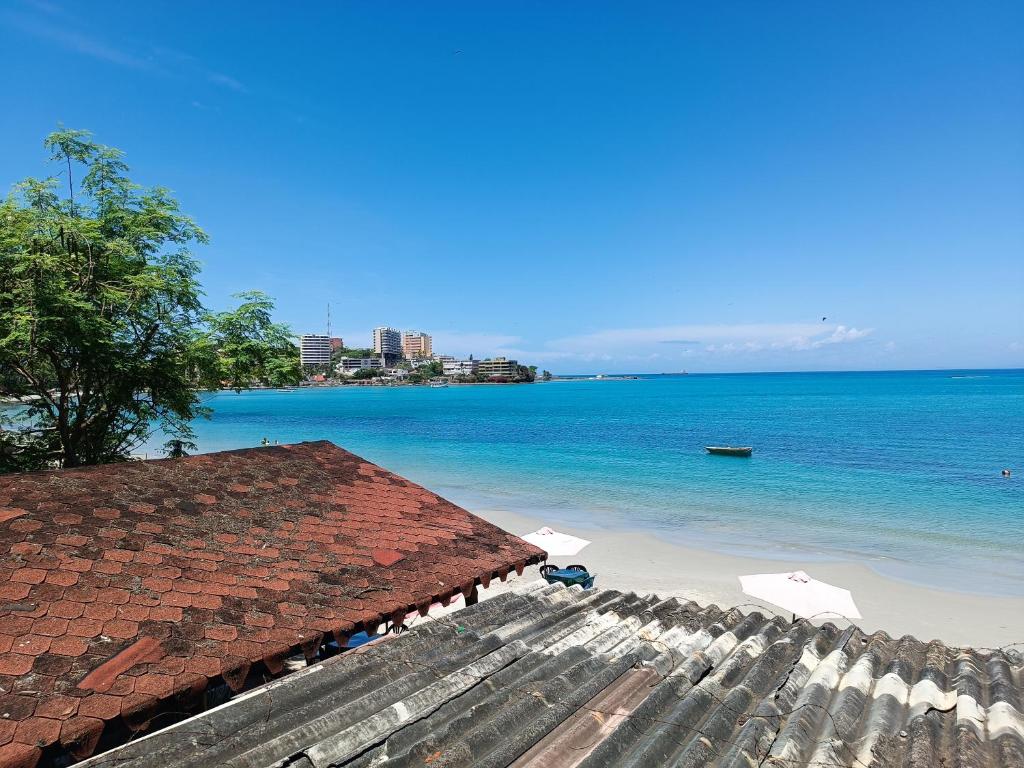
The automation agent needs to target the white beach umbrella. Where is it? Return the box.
[739,570,861,621]
[521,526,591,557]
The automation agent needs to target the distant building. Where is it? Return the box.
[402,331,432,360]
[329,337,344,351]
[335,356,385,376]
[373,327,402,363]
[443,359,479,377]
[299,334,332,366]
[477,357,518,378]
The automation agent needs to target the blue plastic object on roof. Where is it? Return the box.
[346,631,374,649]
[542,568,596,589]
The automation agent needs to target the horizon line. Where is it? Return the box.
[552,366,1024,377]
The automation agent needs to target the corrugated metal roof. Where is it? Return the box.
[76,580,1024,768]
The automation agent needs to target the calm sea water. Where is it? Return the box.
[147,371,1024,595]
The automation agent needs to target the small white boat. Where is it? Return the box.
[429,381,448,388]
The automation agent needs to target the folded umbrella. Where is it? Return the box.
[521,526,591,557]
[739,570,861,621]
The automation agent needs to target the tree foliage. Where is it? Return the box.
[351,367,385,380]
[417,360,443,377]
[0,128,298,471]
[332,346,374,362]
[204,291,300,390]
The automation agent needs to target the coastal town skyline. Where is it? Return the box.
[297,326,538,383]
[2,1,1021,374]
[1,5,1022,766]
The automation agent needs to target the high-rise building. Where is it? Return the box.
[373,327,403,363]
[299,334,332,367]
[329,337,344,351]
[401,331,432,360]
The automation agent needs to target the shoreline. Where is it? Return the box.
[436,482,1024,599]
[214,380,538,391]
[475,508,1024,649]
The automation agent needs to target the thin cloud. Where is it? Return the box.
[498,322,876,364]
[772,325,874,351]
[4,5,246,92]
[3,11,152,69]
[813,325,872,347]
[21,0,65,16]
[207,72,246,92]
[548,323,837,352]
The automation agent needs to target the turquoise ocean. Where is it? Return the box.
[147,370,1024,596]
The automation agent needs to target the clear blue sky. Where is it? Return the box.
[2,1,1022,373]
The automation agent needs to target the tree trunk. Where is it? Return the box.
[63,447,79,468]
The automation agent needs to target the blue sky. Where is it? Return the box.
[2,1,1022,373]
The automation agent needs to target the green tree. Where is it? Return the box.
[514,364,536,382]
[332,346,374,362]
[351,367,385,380]
[204,291,300,389]
[0,128,298,471]
[542,369,553,381]
[416,360,443,378]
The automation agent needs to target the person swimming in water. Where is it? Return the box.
[1002,469,1012,478]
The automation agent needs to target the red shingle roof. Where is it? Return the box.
[0,441,545,766]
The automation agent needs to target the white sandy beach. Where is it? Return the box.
[473,508,1024,650]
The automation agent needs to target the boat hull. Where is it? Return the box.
[705,446,753,457]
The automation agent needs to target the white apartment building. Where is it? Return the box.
[442,359,479,377]
[299,334,333,367]
[373,327,403,359]
[335,356,385,376]
[401,331,432,359]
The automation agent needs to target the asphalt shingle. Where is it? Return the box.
[0,441,545,767]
